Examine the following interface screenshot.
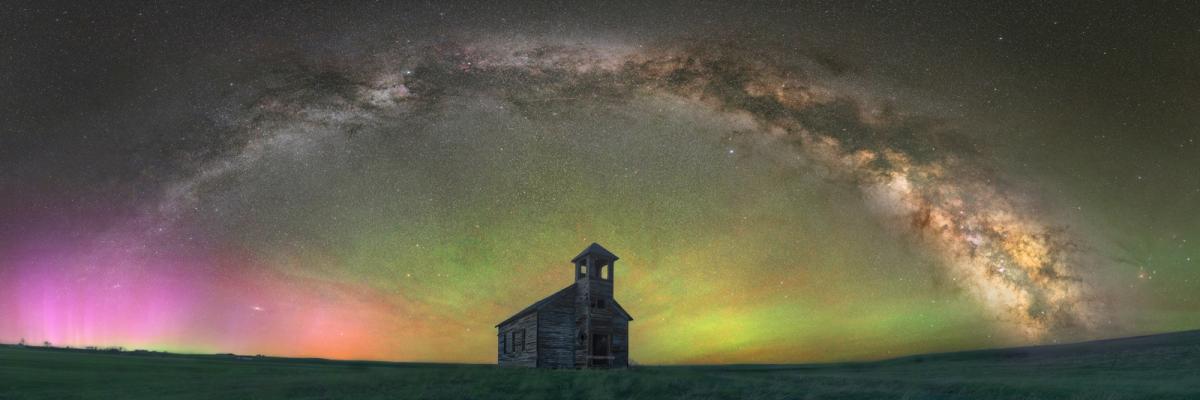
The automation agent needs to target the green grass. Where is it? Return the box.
[2,331,1199,399]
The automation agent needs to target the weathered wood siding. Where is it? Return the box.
[536,291,576,368]
[612,315,629,367]
[574,281,591,367]
[574,277,628,367]
[497,312,537,367]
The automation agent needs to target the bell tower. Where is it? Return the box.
[572,242,617,294]
[572,242,620,367]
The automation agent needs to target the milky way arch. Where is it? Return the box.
[156,37,1113,341]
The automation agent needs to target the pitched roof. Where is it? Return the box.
[495,284,576,328]
[494,282,635,327]
[571,242,619,263]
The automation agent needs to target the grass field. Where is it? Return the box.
[2,331,1199,400]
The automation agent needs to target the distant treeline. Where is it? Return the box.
[3,340,285,362]
[7,340,164,355]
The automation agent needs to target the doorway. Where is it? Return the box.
[591,333,610,367]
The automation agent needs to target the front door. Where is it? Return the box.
[591,333,610,367]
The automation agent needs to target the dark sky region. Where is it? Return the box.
[0,1,1197,363]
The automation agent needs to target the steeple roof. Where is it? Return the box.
[571,242,618,263]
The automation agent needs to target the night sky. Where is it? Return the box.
[1,1,1197,364]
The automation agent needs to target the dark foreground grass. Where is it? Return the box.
[2,330,1200,399]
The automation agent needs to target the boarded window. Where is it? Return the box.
[504,331,512,353]
[500,333,507,354]
[514,329,525,352]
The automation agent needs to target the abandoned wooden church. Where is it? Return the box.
[496,243,633,368]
